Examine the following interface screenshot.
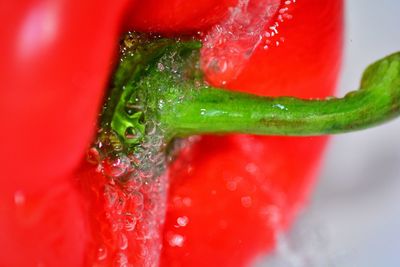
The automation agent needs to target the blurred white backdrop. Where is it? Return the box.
[258,1,400,266]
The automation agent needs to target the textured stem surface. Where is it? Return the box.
[165,52,400,136]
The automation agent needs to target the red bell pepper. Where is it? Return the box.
[3,1,399,267]
[131,1,343,266]
[110,1,344,266]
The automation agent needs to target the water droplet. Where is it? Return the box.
[97,246,108,261]
[138,244,148,258]
[157,62,165,71]
[144,197,156,211]
[135,221,154,241]
[260,205,281,226]
[123,175,143,192]
[140,179,153,193]
[114,196,126,212]
[158,99,165,109]
[168,233,185,247]
[103,156,130,178]
[123,213,137,232]
[226,180,238,191]
[225,175,243,192]
[241,196,253,208]
[118,233,129,250]
[111,221,124,232]
[245,162,258,174]
[273,104,288,111]
[113,252,128,267]
[87,147,101,165]
[126,192,144,217]
[14,190,26,206]
[104,185,118,208]
[176,216,189,227]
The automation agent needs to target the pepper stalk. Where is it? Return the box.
[102,32,400,157]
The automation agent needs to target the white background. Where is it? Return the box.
[258,1,400,266]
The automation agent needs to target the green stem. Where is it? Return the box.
[165,52,400,136]
[103,33,400,153]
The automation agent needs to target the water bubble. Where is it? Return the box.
[138,244,148,258]
[97,246,108,261]
[113,252,128,267]
[126,192,144,217]
[140,179,153,193]
[273,104,289,111]
[260,205,281,226]
[118,233,129,250]
[104,185,118,208]
[241,196,253,208]
[201,0,281,85]
[114,196,126,212]
[87,147,101,165]
[112,221,124,232]
[14,190,26,206]
[123,213,137,232]
[245,162,258,174]
[135,221,154,241]
[157,62,165,71]
[144,197,156,211]
[168,233,185,248]
[144,123,157,138]
[176,216,189,227]
[102,156,130,178]
[226,180,238,191]
[123,175,143,192]
[158,99,165,109]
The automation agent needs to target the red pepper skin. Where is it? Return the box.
[124,0,238,33]
[0,1,129,266]
[0,0,129,192]
[126,1,342,266]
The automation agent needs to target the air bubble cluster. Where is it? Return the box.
[201,0,296,86]
[82,32,202,266]
[85,120,169,266]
